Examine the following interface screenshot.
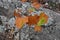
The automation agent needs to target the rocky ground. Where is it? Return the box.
[0,1,60,40]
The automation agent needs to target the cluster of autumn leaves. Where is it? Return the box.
[14,0,49,32]
[14,11,48,32]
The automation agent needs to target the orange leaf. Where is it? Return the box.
[15,17,23,29]
[39,12,49,23]
[28,15,39,25]
[15,16,28,29]
[34,25,42,32]
[32,2,41,9]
